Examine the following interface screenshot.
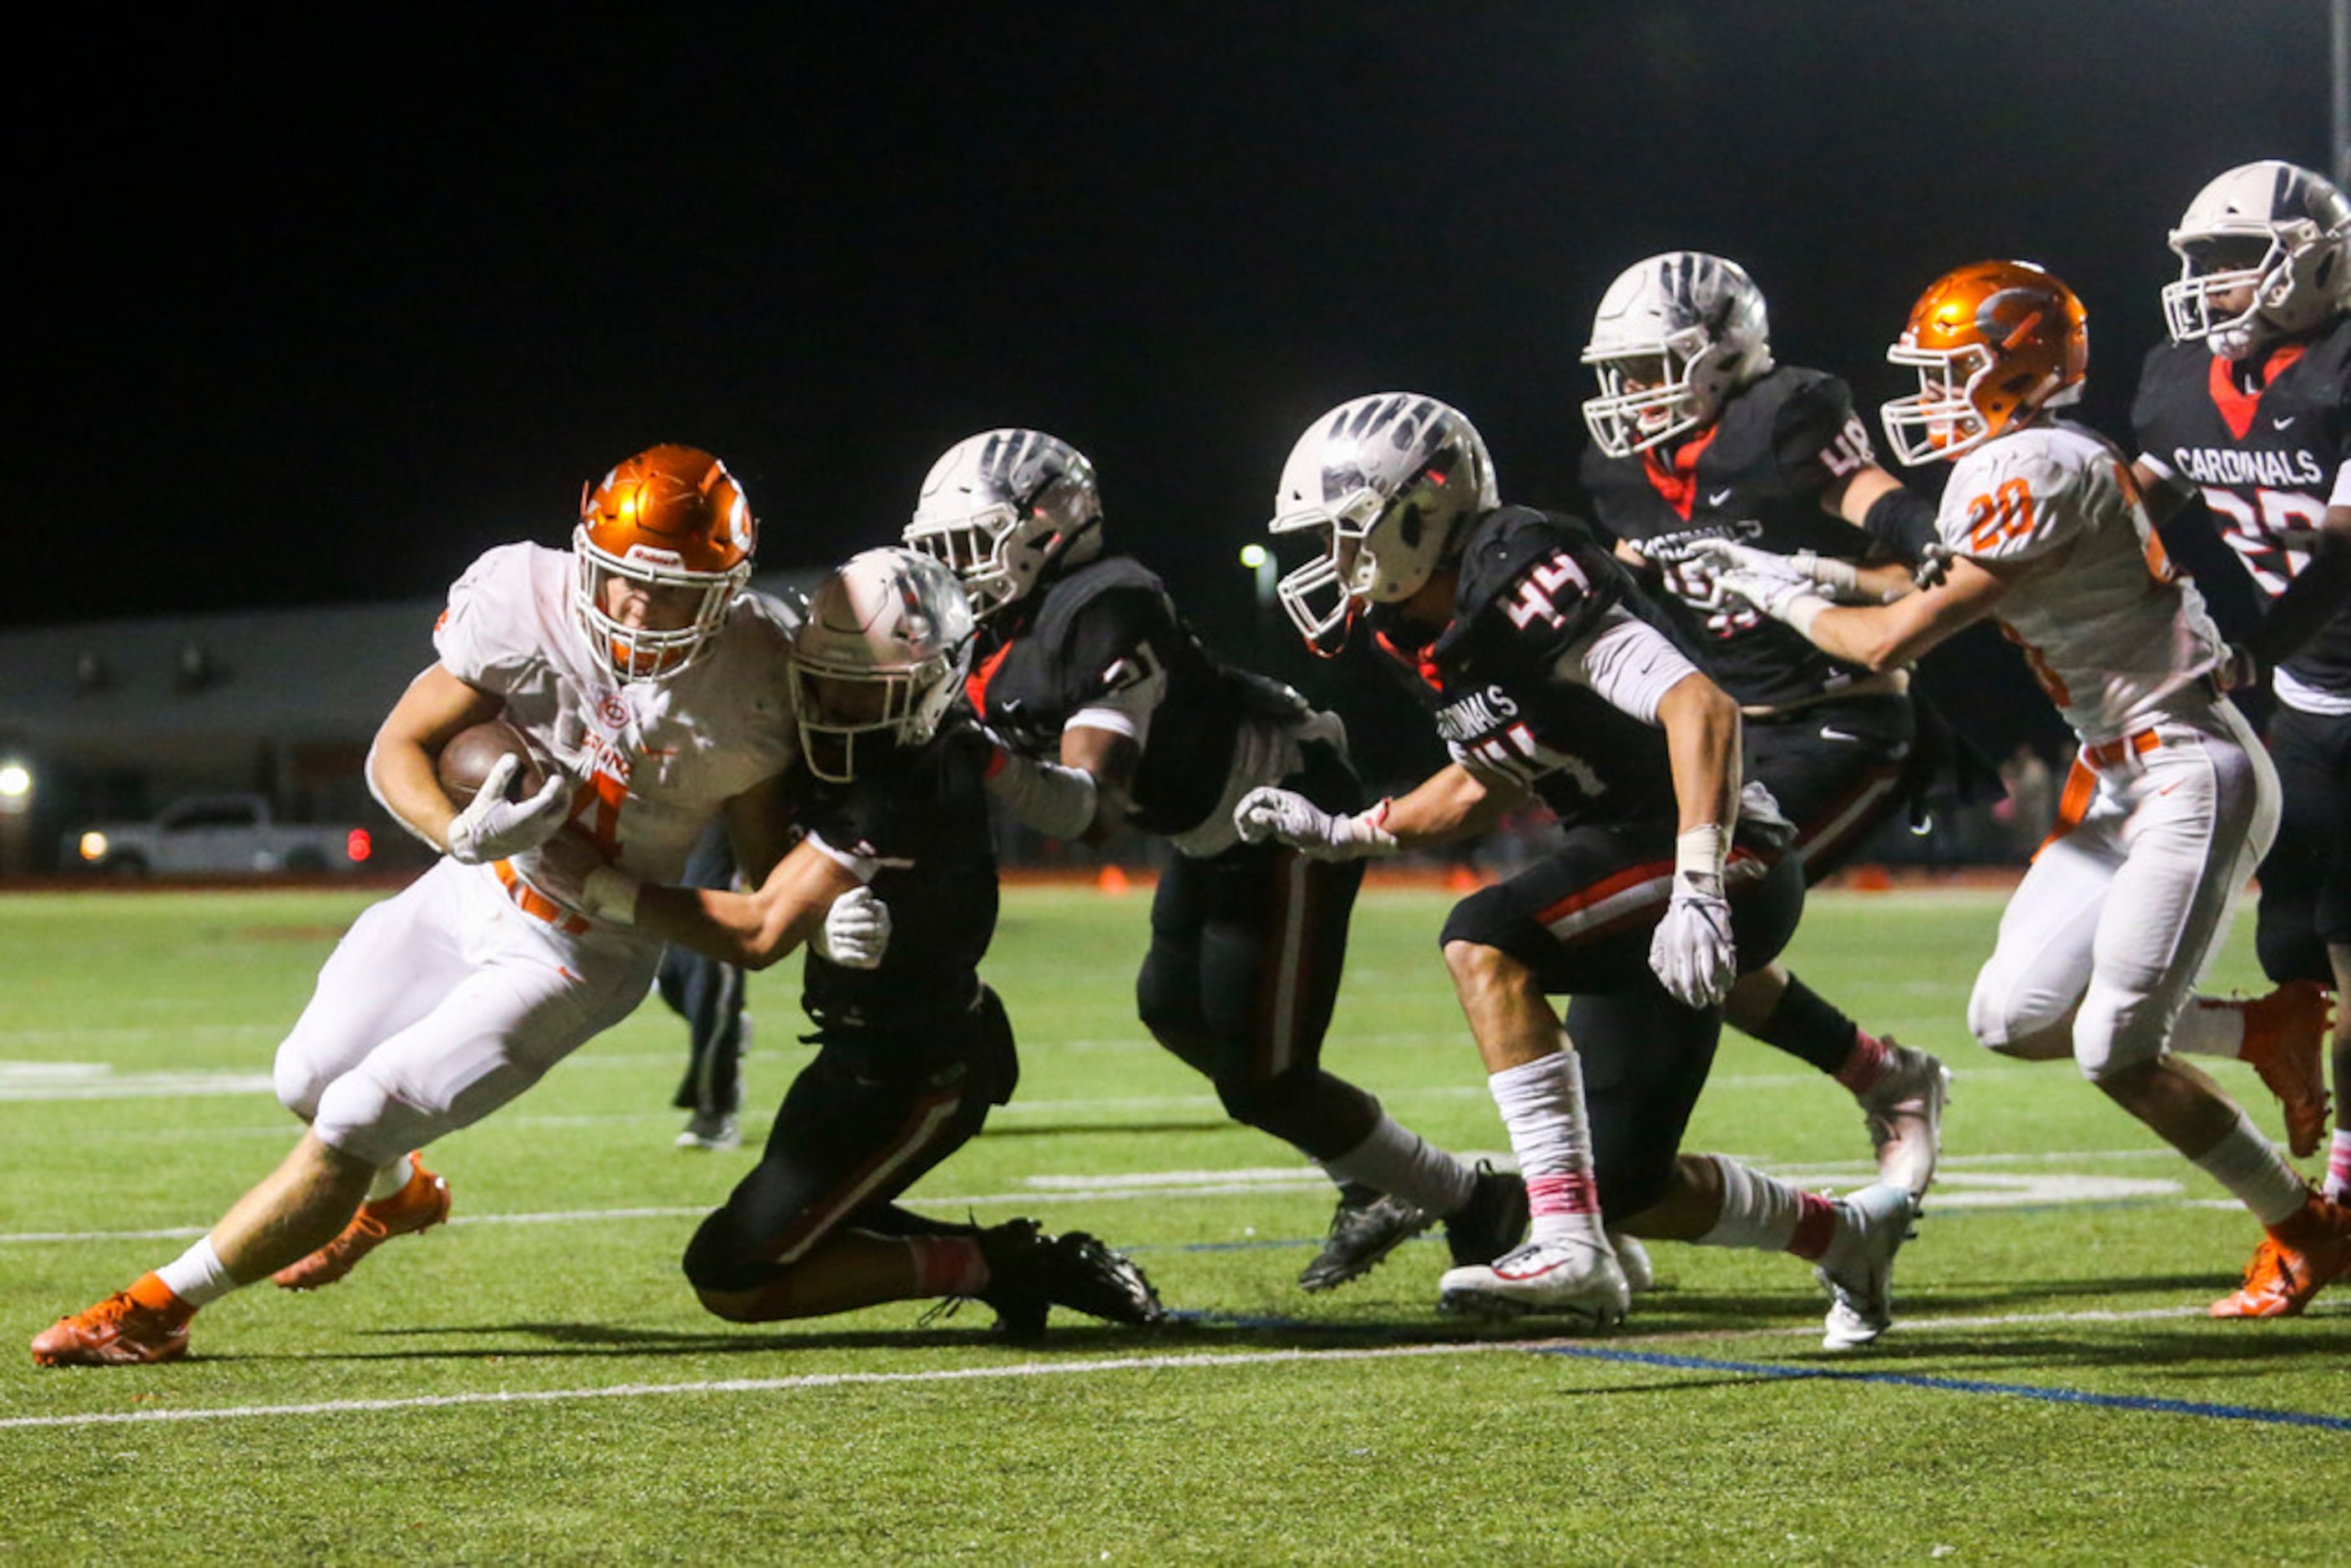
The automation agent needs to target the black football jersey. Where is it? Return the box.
[1367,507,1679,828]
[2131,321,2350,695]
[1579,365,1884,710]
[787,723,998,1032]
[967,556,1251,837]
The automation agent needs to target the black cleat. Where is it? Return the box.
[1444,1165,1529,1268]
[977,1218,1166,1341]
[1298,1182,1436,1292]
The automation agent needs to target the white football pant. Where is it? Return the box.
[1967,701,2279,1082]
[274,858,661,1167]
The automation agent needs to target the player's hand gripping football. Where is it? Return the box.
[811,886,892,970]
[445,754,574,864]
[1233,787,1398,861]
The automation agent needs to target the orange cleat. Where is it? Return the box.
[271,1156,452,1291]
[31,1274,195,1367]
[2237,981,2332,1158]
[2211,1196,2351,1318]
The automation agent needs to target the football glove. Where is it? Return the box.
[811,886,891,970]
[446,755,573,865]
[1692,539,1894,604]
[1696,549,1834,635]
[1648,881,1737,1009]
[1233,787,1399,861]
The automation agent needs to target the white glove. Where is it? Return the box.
[446,755,573,865]
[1649,883,1737,1009]
[1646,824,1737,1009]
[1693,539,1883,603]
[1233,787,1399,862]
[811,885,891,969]
[1697,549,1834,635]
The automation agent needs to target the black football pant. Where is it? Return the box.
[681,986,1017,1294]
[1439,823,1807,1218]
[1136,739,1379,1161]
[2257,703,2351,984]
[1744,692,1914,885]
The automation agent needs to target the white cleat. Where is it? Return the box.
[1439,1234,1630,1326]
[1858,1039,1950,1197]
[1606,1228,1656,1294]
[1817,1182,1919,1351]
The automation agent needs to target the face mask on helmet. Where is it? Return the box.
[1267,393,1499,655]
[904,429,1105,619]
[2161,159,2351,359]
[1580,252,1775,458]
[1879,260,2087,465]
[574,445,756,681]
[790,548,976,783]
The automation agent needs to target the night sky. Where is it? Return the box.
[23,3,2335,718]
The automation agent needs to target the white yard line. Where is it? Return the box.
[0,1303,2228,1434]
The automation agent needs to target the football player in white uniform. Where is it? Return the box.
[1704,260,2351,1318]
[30,444,833,1367]
[2130,159,2351,1302]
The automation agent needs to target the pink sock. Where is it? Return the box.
[1833,1031,1890,1095]
[909,1237,988,1298]
[2328,1130,2351,1206]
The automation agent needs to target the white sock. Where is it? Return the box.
[154,1236,241,1307]
[1321,1114,1478,1216]
[1487,1051,1602,1243]
[2193,1110,2309,1225]
[367,1154,415,1204]
[2169,998,2247,1058]
[1695,1155,1839,1261]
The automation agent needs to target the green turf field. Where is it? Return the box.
[1,883,2342,1564]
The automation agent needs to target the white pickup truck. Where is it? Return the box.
[66,792,376,876]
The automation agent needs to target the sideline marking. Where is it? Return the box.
[4,1307,2339,1434]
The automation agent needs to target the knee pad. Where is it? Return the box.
[272,1048,332,1121]
[682,1211,766,1296]
[307,1068,425,1169]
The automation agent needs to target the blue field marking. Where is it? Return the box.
[1532,1343,2351,1432]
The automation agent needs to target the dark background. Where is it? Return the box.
[18,3,2336,759]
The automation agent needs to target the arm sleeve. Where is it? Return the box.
[1549,605,1704,726]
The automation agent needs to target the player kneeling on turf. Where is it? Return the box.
[542,548,1166,1339]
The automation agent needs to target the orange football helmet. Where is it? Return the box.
[574,444,756,680]
[1878,260,2088,465]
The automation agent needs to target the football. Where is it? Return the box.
[436,721,548,809]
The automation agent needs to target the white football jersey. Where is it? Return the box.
[1939,421,2225,744]
[432,544,798,883]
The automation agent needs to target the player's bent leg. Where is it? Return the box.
[270,1152,451,1291]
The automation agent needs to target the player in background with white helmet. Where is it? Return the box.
[2129,160,2351,1304]
[29,444,863,1366]
[1242,393,1920,1347]
[1705,260,2351,1320]
[538,547,1165,1338]
[1577,251,1954,1200]
[905,431,1529,1294]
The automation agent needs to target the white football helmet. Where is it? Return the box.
[1580,252,1776,458]
[1267,393,1498,655]
[2162,159,2351,358]
[790,548,977,783]
[905,429,1105,618]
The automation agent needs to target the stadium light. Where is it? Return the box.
[0,760,31,817]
